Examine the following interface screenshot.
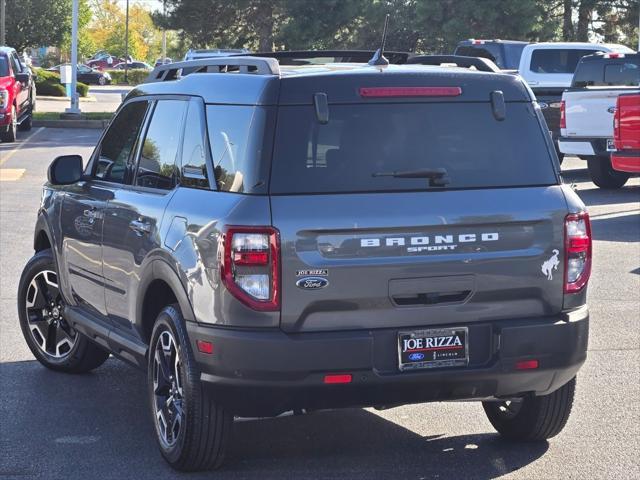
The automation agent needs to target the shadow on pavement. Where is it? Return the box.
[1,359,548,480]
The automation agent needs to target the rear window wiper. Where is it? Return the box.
[372,168,450,187]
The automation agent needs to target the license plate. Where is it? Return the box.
[606,139,616,152]
[398,327,468,371]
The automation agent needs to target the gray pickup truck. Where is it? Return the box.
[18,53,591,472]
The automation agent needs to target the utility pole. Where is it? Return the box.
[65,0,81,115]
[161,0,166,62]
[0,0,6,46]
[124,0,129,83]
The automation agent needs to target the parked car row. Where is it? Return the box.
[47,64,112,85]
[0,46,35,142]
[559,52,639,188]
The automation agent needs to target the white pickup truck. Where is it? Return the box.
[559,52,639,188]
[517,42,633,161]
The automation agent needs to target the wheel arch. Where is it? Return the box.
[136,259,197,345]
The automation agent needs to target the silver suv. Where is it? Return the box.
[18,54,590,471]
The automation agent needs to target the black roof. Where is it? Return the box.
[132,55,532,106]
[456,39,529,45]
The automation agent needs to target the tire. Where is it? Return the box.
[18,108,33,132]
[482,377,576,441]
[98,76,106,86]
[148,305,232,471]
[17,249,110,373]
[1,105,17,142]
[587,155,629,189]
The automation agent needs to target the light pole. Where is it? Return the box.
[1,0,6,46]
[161,0,166,62]
[65,0,80,115]
[124,0,129,83]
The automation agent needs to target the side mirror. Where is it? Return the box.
[48,155,83,185]
[16,72,30,84]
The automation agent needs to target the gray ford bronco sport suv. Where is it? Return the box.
[18,53,591,471]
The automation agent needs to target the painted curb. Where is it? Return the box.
[33,119,110,129]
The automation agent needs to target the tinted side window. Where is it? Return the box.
[180,100,210,190]
[94,101,148,184]
[135,100,187,190]
[530,49,599,74]
[206,105,270,193]
[604,62,640,86]
[9,53,22,73]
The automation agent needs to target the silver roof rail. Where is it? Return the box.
[145,56,280,83]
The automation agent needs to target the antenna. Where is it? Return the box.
[368,14,390,67]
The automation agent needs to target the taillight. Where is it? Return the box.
[221,226,280,311]
[560,100,566,129]
[564,213,592,293]
[613,99,620,143]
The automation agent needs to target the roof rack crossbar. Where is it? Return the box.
[406,55,500,73]
[145,56,280,83]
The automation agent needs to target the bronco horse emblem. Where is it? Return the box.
[541,249,560,280]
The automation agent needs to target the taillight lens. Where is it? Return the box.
[564,213,592,293]
[613,100,620,143]
[221,226,280,311]
[560,100,566,129]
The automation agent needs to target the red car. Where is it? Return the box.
[0,46,35,143]
[612,92,640,173]
[86,55,126,71]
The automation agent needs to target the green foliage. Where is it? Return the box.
[4,0,72,53]
[155,0,637,54]
[33,68,89,97]
[104,69,151,85]
[60,0,97,59]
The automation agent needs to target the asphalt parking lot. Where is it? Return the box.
[0,128,638,480]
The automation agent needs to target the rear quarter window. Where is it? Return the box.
[270,102,557,195]
[205,105,273,194]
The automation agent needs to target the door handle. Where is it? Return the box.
[129,219,151,235]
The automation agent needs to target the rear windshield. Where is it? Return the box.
[269,102,557,195]
[0,55,9,76]
[572,58,640,87]
[530,49,600,74]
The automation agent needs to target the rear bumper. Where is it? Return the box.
[558,137,611,157]
[188,307,588,416]
[611,151,640,172]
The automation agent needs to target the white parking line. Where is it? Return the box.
[0,126,46,166]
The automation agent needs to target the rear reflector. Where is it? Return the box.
[515,359,539,370]
[359,87,462,98]
[323,374,353,384]
[196,340,214,354]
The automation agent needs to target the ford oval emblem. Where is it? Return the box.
[409,352,425,361]
[538,102,549,109]
[296,277,329,290]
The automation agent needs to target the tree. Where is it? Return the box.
[4,0,72,53]
[88,0,163,61]
[60,0,96,60]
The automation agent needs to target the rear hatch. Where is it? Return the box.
[270,71,566,333]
